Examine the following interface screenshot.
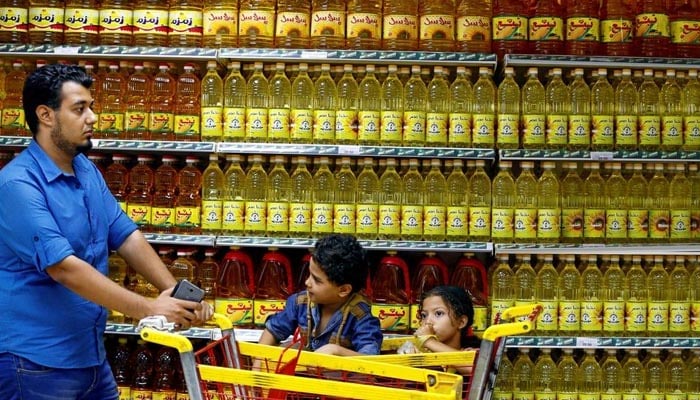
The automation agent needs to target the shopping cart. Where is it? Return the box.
[140,313,464,400]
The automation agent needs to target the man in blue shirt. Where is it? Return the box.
[0,64,212,399]
[259,234,383,356]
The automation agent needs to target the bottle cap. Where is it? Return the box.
[527,67,537,76]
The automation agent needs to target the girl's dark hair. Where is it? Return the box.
[419,285,478,348]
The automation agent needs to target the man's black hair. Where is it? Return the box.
[23,63,93,136]
[312,234,368,293]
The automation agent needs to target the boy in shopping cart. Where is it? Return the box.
[257,234,383,356]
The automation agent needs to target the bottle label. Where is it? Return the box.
[492,16,528,41]
[566,17,600,42]
[125,111,149,132]
[380,111,402,143]
[580,300,603,332]
[127,204,151,227]
[584,208,606,239]
[313,109,336,142]
[449,113,471,145]
[275,11,308,38]
[579,395,599,400]
[312,203,333,234]
[336,109,357,142]
[372,304,409,331]
[201,200,222,231]
[425,113,448,144]
[514,208,537,240]
[522,114,545,146]
[615,115,637,146]
[537,208,560,239]
[472,305,488,332]
[268,108,290,141]
[409,303,421,330]
[131,389,151,400]
[601,19,633,43]
[692,302,700,333]
[457,16,491,42]
[291,109,313,141]
[65,8,99,35]
[529,17,564,41]
[356,203,378,236]
[29,6,64,32]
[403,111,426,144]
[239,10,274,37]
[670,209,691,240]
[497,114,519,146]
[216,298,253,325]
[266,202,289,233]
[625,300,647,332]
[561,208,584,239]
[289,202,311,234]
[99,113,125,137]
[244,201,266,233]
[0,7,28,32]
[669,301,690,333]
[383,14,418,41]
[221,200,244,233]
[469,206,491,238]
[635,13,670,38]
[513,391,535,400]
[622,394,643,400]
[423,205,446,237]
[174,115,200,139]
[603,300,625,333]
[535,392,556,400]
[568,114,591,146]
[647,301,669,333]
[99,9,132,35]
[546,114,568,146]
[153,391,176,400]
[133,9,168,37]
[245,108,268,140]
[630,214,651,243]
[378,204,400,237]
[662,115,683,147]
[685,116,700,147]
[152,207,175,231]
[592,115,614,146]
[223,107,245,140]
[348,12,380,40]
[537,300,558,333]
[689,395,700,400]
[559,394,578,400]
[1,108,25,130]
[358,110,381,143]
[175,205,201,229]
[491,208,514,239]
[558,300,580,332]
[311,11,345,39]
[472,113,495,145]
[420,14,454,40]
[490,300,513,325]
[201,107,223,138]
[117,385,131,400]
[446,206,469,239]
[693,209,700,240]
[671,20,700,44]
[333,204,356,234]
[493,391,513,400]
[204,8,238,39]
[401,205,423,237]
[649,209,670,239]
[605,209,627,239]
[254,299,286,327]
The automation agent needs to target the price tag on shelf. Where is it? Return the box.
[301,51,328,59]
[338,145,360,155]
[590,151,614,160]
[576,337,599,347]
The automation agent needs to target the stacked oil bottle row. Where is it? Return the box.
[108,246,491,334]
[493,347,700,400]
[491,253,700,337]
[1,1,698,58]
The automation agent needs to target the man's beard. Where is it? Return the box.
[51,121,93,156]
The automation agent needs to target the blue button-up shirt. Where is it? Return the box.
[0,141,137,368]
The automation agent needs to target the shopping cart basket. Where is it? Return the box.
[140,313,464,400]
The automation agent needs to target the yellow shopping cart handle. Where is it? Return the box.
[500,304,542,321]
[140,327,193,353]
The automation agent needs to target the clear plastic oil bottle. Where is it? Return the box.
[203,0,238,48]
[537,161,561,243]
[346,0,382,49]
[0,0,29,44]
[456,0,492,53]
[560,162,584,243]
[290,63,314,144]
[591,68,615,150]
[545,68,570,149]
[266,155,290,237]
[268,62,291,143]
[468,159,491,242]
[378,158,402,240]
[239,0,275,47]
[356,157,379,240]
[614,69,638,150]
[382,0,418,50]
[380,64,403,146]
[496,67,520,149]
[275,0,310,48]
[423,159,447,241]
[243,154,268,236]
[201,154,225,234]
[310,0,346,49]
[568,68,591,151]
[418,0,455,51]
[521,67,546,149]
[336,64,358,144]
[660,69,684,151]
[638,69,661,151]
[402,65,427,147]
[98,0,132,46]
[446,158,469,241]
[311,156,335,237]
[222,154,246,235]
[201,60,224,142]
[514,161,537,243]
[222,61,246,143]
[448,66,473,148]
[289,156,313,237]
[312,63,337,144]
[245,61,269,143]
[472,67,496,149]
[491,160,515,243]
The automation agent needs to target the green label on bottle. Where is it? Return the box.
[537,300,558,333]
[403,111,426,144]
[558,300,580,332]
[522,114,545,147]
[266,202,289,233]
[201,200,223,231]
[175,205,200,229]
[603,300,625,333]
[584,208,606,240]
[669,301,690,333]
[592,115,614,146]
[215,298,253,326]
[449,113,471,146]
[151,206,174,231]
[268,108,290,141]
[529,17,563,41]
[289,202,311,234]
[423,205,446,237]
[497,114,519,146]
[380,110,402,143]
[223,107,245,140]
[627,209,649,239]
[605,209,627,239]
[446,206,469,239]
[615,115,637,146]
[537,208,560,239]
[491,208,514,239]
[649,209,670,240]
[291,109,313,142]
[580,300,603,332]
[492,16,528,40]
[670,209,691,240]
[648,301,669,333]
[127,204,151,227]
[99,112,125,137]
[426,113,448,144]
[514,208,537,240]
[662,115,683,147]
[244,201,266,234]
[546,114,568,146]
[566,17,600,42]
[336,110,357,142]
[401,204,423,237]
[625,300,647,333]
[469,206,491,238]
[1,108,25,130]
[568,114,591,146]
[333,204,356,234]
[639,115,661,146]
[635,13,670,38]
[356,204,378,236]
[312,203,333,234]
[472,114,495,146]
[313,109,336,142]
[222,200,244,233]
[358,110,381,143]
[378,204,401,237]
[562,208,584,239]
[174,115,200,139]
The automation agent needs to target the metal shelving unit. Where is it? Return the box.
[500,149,700,162]
[495,243,700,255]
[504,54,700,71]
[505,336,700,349]
[105,323,264,342]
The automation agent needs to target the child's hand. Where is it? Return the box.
[315,343,342,355]
[414,323,435,337]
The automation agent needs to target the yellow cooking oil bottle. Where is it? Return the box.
[336,64,359,145]
[125,63,151,140]
[568,68,591,151]
[545,68,569,149]
[245,62,269,143]
[535,255,558,335]
[514,255,536,322]
[512,349,535,400]
[648,163,670,243]
[201,60,224,142]
[496,67,520,149]
[580,255,603,336]
[380,64,404,146]
[532,348,557,400]
[423,159,447,241]
[638,69,661,151]
[222,154,246,235]
[266,155,291,237]
[683,69,700,151]
[669,163,691,242]
[310,0,346,49]
[290,63,314,144]
[583,162,606,243]
[356,157,379,240]
[449,66,473,148]
[614,69,638,150]
[605,162,628,243]
[690,165,700,241]
[222,61,247,143]
[243,155,268,237]
[274,0,309,48]
[468,159,491,242]
[490,160,515,243]
[660,69,684,151]
[591,68,615,151]
[647,255,669,336]
[625,256,647,336]
[471,67,496,148]
[289,156,313,237]
[560,162,584,243]
[358,64,382,146]
[201,154,225,234]
[333,157,357,234]
[558,254,581,336]
[312,63,337,145]
[603,255,625,336]
[346,0,382,49]
[203,0,238,48]
[401,158,424,240]
[490,254,514,325]
[311,156,335,237]
[402,65,427,147]
[513,161,538,243]
[425,66,450,147]
[626,163,648,242]
[446,159,469,241]
[668,255,690,336]
[537,161,561,243]
[521,67,546,149]
[378,158,402,240]
[239,0,275,47]
[268,62,291,143]
[578,349,602,396]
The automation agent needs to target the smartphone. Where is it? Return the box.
[171,279,205,303]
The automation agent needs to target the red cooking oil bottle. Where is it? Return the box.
[410,252,449,331]
[451,253,489,335]
[634,0,671,57]
[296,251,313,292]
[565,0,601,55]
[254,248,294,328]
[370,251,411,333]
[216,246,255,328]
[600,0,634,56]
[492,0,530,59]
[529,0,565,54]
[670,0,700,58]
